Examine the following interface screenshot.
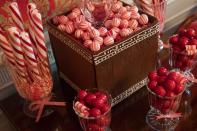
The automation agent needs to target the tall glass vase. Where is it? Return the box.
[135,0,167,67]
[6,58,53,119]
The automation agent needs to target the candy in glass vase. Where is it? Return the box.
[80,0,113,27]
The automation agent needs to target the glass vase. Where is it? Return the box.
[73,89,112,131]
[80,0,113,27]
[6,58,53,118]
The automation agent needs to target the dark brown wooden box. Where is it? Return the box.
[47,12,159,105]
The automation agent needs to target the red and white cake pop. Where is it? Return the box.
[120,19,129,29]
[89,28,100,38]
[90,41,101,52]
[75,29,83,39]
[58,15,69,24]
[94,36,104,46]
[120,28,130,37]
[58,24,66,32]
[112,17,121,27]
[84,39,93,48]
[138,14,149,25]
[98,27,108,37]
[128,19,138,29]
[65,21,75,34]
[104,36,114,46]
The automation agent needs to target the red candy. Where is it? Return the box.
[104,36,114,46]
[89,108,101,117]
[94,36,104,45]
[148,80,157,91]
[82,32,91,40]
[72,7,81,16]
[112,17,121,27]
[128,19,138,29]
[89,28,100,38]
[84,39,93,48]
[157,67,168,76]
[79,21,91,30]
[121,11,131,20]
[85,93,97,104]
[57,24,66,32]
[138,14,149,25]
[58,15,69,24]
[165,79,176,91]
[148,71,158,80]
[98,27,108,37]
[104,20,112,29]
[154,86,166,96]
[120,28,130,37]
[52,16,59,25]
[169,35,179,44]
[90,41,101,52]
[120,19,129,28]
[107,29,117,39]
[75,29,83,39]
[65,21,75,34]
[78,90,88,100]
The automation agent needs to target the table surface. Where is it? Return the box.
[1,57,197,131]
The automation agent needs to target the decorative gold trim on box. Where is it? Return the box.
[59,72,148,106]
[48,23,159,65]
[93,24,159,65]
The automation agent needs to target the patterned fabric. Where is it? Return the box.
[0,0,80,29]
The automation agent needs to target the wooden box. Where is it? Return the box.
[47,12,159,105]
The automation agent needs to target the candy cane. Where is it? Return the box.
[9,2,24,32]
[7,27,27,82]
[20,32,41,80]
[0,28,15,65]
[27,3,37,48]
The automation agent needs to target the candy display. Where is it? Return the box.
[73,89,111,131]
[52,0,150,52]
[146,67,187,130]
[0,2,67,122]
[169,28,197,71]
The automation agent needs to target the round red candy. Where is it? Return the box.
[168,72,178,81]
[187,28,196,37]
[101,104,110,114]
[174,84,184,94]
[89,108,101,117]
[154,86,166,96]
[148,71,158,80]
[169,35,179,44]
[78,90,88,100]
[148,80,157,91]
[85,93,97,104]
[164,79,176,91]
[92,98,105,108]
[157,67,168,76]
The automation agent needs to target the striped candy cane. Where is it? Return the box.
[9,2,24,32]
[27,3,37,48]
[20,31,41,80]
[7,27,27,82]
[0,28,15,65]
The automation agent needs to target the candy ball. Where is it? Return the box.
[104,36,114,46]
[121,11,131,20]
[84,39,93,48]
[75,29,83,39]
[89,28,100,38]
[58,15,69,24]
[107,29,117,39]
[75,15,85,24]
[79,21,91,30]
[120,19,129,29]
[94,36,104,45]
[98,27,108,37]
[104,20,112,29]
[129,19,138,29]
[68,12,78,20]
[58,24,66,32]
[90,41,101,52]
[112,3,121,13]
[120,28,130,37]
[138,14,149,25]
[112,17,121,27]
[65,22,75,34]
[119,7,127,14]
[82,32,91,40]
[130,12,140,19]
[72,8,81,16]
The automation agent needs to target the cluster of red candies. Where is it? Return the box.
[147,67,186,113]
[169,28,197,71]
[74,90,111,131]
[52,0,149,52]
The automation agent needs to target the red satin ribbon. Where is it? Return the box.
[29,97,66,122]
[156,112,182,120]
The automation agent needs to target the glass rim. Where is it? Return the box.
[146,70,186,99]
[135,0,167,6]
[73,88,112,120]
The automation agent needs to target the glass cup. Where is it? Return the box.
[80,0,113,27]
[73,89,112,131]
[6,58,53,118]
[146,80,185,130]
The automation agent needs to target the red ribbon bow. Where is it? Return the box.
[29,97,66,122]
